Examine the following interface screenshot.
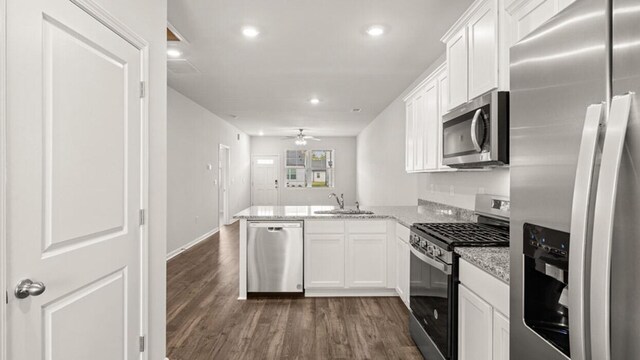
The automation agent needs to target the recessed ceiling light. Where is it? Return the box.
[242,26,260,38]
[167,49,182,57]
[310,98,320,105]
[366,25,385,37]
[352,108,362,113]
[258,131,264,136]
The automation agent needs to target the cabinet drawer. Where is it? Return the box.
[305,220,344,234]
[459,258,509,316]
[346,220,386,234]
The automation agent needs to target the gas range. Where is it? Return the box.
[408,195,510,360]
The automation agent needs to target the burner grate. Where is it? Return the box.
[413,223,509,246]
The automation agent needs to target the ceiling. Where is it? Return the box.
[167,0,473,137]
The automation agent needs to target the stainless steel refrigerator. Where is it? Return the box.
[510,0,640,358]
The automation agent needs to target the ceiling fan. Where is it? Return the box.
[281,129,321,146]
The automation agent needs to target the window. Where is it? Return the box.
[285,149,334,188]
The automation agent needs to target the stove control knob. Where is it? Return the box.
[426,245,435,255]
[433,247,443,257]
[420,239,427,248]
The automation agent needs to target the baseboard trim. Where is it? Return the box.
[304,288,399,297]
[166,227,219,261]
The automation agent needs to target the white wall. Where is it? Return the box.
[168,87,251,255]
[251,136,357,206]
[356,55,510,209]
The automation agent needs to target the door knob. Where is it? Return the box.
[14,279,46,299]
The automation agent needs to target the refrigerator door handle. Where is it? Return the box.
[568,103,604,360]
[590,93,634,360]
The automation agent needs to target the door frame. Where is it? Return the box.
[218,144,230,226]
[1,0,7,358]
[0,1,151,359]
[251,154,281,206]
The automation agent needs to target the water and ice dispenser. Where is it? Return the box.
[523,223,571,357]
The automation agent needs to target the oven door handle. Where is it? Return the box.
[410,246,452,275]
[471,109,484,152]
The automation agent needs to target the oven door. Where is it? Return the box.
[442,104,491,166]
[410,245,455,359]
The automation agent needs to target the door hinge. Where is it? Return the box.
[139,335,145,352]
[139,81,146,98]
[139,209,146,226]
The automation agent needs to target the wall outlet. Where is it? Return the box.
[430,184,435,193]
[449,185,455,196]
[207,163,213,170]
[478,187,485,194]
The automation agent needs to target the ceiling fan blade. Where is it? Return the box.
[308,137,321,141]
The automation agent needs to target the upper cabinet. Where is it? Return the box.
[446,28,469,109]
[441,0,508,110]
[404,64,453,173]
[505,0,575,45]
[468,0,499,99]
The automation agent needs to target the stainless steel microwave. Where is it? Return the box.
[442,91,509,168]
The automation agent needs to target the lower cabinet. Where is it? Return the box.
[304,234,345,288]
[458,285,493,360]
[493,310,510,360]
[458,259,510,360]
[304,220,389,291]
[347,234,387,287]
[395,224,411,307]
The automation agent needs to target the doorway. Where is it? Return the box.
[219,144,230,226]
[251,155,280,205]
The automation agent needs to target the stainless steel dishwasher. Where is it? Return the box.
[247,221,303,293]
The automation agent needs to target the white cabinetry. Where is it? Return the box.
[395,223,410,307]
[458,258,510,360]
[493,310,510,360]
[468,0,499,99]
[347,234,387,287]
[506,0,575,44]
[404,64,453,173]
[442,0,508,110]
[305,233,345,288]
[459,285,493,360]
[305,220,392,294]
[446,28,469,109]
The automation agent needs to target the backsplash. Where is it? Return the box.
[418,199,477,222]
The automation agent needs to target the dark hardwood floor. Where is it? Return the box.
[167,222,422,360]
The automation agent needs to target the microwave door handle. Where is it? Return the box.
[590,93,633,360]
[410,246,452,275]
[568,103,604,360]
[470,109,483,152]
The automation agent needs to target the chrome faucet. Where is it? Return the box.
[329,193,345,209]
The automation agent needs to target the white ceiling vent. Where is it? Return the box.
[168,59,200,74]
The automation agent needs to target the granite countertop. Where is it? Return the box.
[233,201,476,228]
[455,247,510,284]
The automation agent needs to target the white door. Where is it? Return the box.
[6,0,145,359]
[458,285,493,360]
[347,234,387,288]
[304,234,345,288]
[467,0,499,99]
[251,155,279,205]
[423,80,439,170]
[492,311,510,360]
[446,27,469,110]
[218,145,230,225]
[405,99,416,172]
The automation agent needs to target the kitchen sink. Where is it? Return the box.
[314,209,374,215]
